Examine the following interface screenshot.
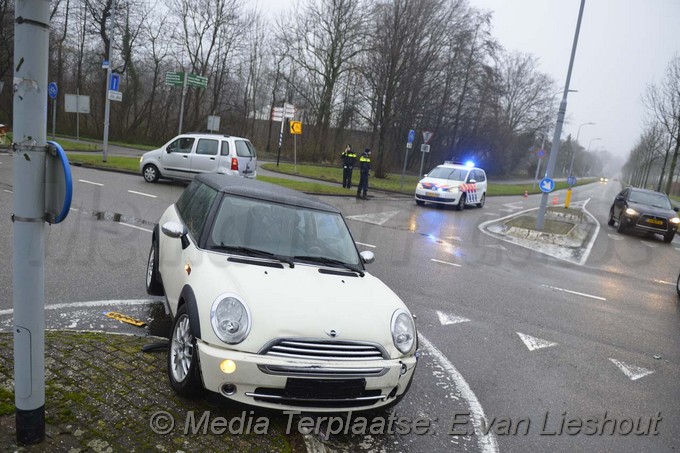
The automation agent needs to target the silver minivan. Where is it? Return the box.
[139,132,257,183]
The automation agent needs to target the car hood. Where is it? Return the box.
[418,177,464,191]
[191,253,412,357]
[627,201,677,218]
[141,148,162,160]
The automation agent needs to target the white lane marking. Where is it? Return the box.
[2,189,12,194]
[430,258,462,267]
[579,197,600,265]
[485,244,507,251]
[675,247,680,252]
[481,212,497,216]
[541,284,607,301]
[419,334,499,453]
[79,179,103,187]
[127,190,157,198]
[69,208,79,212]
[654,279,674,286]
[502,202,524,210]
[0,299,162,317]
[641,241,658,248]
[346,210,400,225]
[119,222,153,233]
[607,234,623,241]
[355,241,376,248]
[436,310,470,325]
[443,236,462,242]
[517,332,558,351]
[609,358,654,381]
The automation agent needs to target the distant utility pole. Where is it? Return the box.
[102,0,118,163]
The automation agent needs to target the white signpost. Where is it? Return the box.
[419,132,433,177]
[274,103,295,166]
[207,115,220,132]
[65,94,91,141]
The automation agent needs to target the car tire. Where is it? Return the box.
[415,199,425,206]
[607,208,615,226]
[617,213,627,233]
[676,273,680,297]
[476,193,486,208]
[168,304,203,397]
[143,164,160,183]
[456,193,466,211]
[664,232,675,243]
[146,240,164,296]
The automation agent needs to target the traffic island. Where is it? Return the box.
[480,202,599,265]
[0,331,303,452]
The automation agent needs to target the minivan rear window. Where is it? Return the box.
[235,140,256,157]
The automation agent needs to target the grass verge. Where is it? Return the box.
[67,152,140,172]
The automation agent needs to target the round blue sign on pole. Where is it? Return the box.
[48,82,58,100]
[537,149,545,158]
[539,177,555,193]
[567,175,577,187]
[407,129,416,144]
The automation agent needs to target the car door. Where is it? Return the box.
[614,188,630,219]
[190,138,220,174]
[161,136,195,178]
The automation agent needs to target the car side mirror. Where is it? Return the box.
[162,221,187,239]
[423,173,428,177]
[469,179,477,184]
[166,146,172,153]
[674,207,679,213]
[615,196,624,202]
[360,250,375,264]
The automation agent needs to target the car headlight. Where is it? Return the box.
[417,183,423,189]
[625,208,638,216]
[391,309,416,355]
[670,217,680,224]
[210,294,251,344]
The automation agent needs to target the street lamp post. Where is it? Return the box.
[536,0,587,230]
[568,122,595,176]
[582,138,602,176]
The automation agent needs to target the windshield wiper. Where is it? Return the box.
[213,244,294,268]
[293,255,364,276]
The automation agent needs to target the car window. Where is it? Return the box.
[167,137,194,154]
[220,141,231,156]
[196,139,218,156]
[175,179,201,216]
[208,196,359,265]
[475,170,486,182]
[235,140,255,157]
[180,183,219,239]
[428,167,466,181]
[628,191,672,210]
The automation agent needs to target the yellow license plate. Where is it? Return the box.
[426,191,439,198]
[646,219,663,225]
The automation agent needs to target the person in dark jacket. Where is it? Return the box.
[357,148,371,199]
[341,145,356,188]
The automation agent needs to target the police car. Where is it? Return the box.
[414,161,487,210]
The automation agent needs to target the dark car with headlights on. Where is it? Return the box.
[608,187,680,243]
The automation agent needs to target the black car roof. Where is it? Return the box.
[196,173,340,213]
[629,187,669,197]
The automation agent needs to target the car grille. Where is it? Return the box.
[636,215,668,231]
[259,339,388,377]
[261,339,387,361]
[246,378,385,408]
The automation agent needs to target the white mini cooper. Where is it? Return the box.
[146,174,417,412]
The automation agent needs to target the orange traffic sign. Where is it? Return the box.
[290,121,302,135]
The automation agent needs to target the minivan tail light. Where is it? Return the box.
[231,158,239,171]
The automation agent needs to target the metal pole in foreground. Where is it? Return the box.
[13,1,49,444]
[102,0,117,163]
[178,72,187,135]
[536,0,587,230]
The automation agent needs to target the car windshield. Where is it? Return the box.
[427,167,468,181]
[207,196,360,266]
[628,191,672,210]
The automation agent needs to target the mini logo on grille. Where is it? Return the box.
[325,329,339,338]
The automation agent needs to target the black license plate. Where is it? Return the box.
[285,378,366,399]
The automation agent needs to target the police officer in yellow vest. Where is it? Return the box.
[341,145,357,189]
[357,148,371,199]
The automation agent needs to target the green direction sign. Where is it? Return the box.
[165,72,184,86]
[187,73,208,89]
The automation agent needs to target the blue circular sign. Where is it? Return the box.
[567,175,577,186]
[537,149,545,158]
[539,177,555,193]
[48,82,58,100]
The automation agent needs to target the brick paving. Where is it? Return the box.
[0,332,304,452]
